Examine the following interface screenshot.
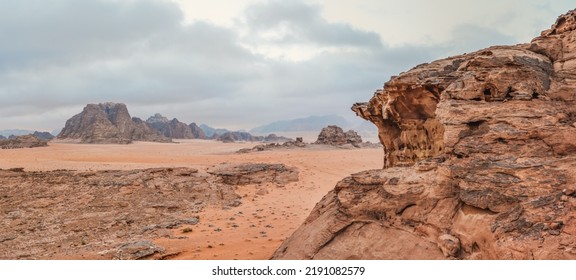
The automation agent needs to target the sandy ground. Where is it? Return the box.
[0,140,382,259]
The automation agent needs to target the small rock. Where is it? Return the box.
[115,241,164,260]
[437,234,461,258]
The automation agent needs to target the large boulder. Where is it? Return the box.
[273,10,576,260]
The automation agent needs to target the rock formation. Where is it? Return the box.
[208,163,299,186]
[32,131,54,140]
[237,138,306,153]
[58,103,170,144]
[216,131,258,143]
[146,113,196,139]
[0,135,48,149]
[315,125,363,147]
[215,131,292,143]
[189,122,206,139]
[273,10,576,260]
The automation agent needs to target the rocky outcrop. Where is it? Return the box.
[146,113,196,139]
[0,135,48,149]
[216,131,292,143]
[273,10,576,260]
[58,103,170,144]
[237,138,306,153]
[315,125,363,147]
[208,163,299,186]
[216,131,258,143]
[189,122,206,139]
[32,131,54,140]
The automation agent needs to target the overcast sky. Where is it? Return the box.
[0,0,573,132]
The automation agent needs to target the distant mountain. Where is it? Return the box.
[145,113,197,139]
[189,123,206,139]
[0,129,34,137]
[199,124,230,138]
[32,131,55,140]
[250,115,349,134]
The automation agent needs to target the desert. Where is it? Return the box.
[2,1,576,262]
[0,140,382,259]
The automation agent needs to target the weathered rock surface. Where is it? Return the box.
[115,240,165,260]
[58,103,170,144]
[0,163,296,259]
[273,10,576,260]
[315,125,363,147]
[0,164,298,259]
[0,135,48,149]
[208,163,299,186]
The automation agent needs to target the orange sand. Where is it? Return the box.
[0,140,382,259]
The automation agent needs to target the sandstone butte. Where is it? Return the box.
[272,10,576,260]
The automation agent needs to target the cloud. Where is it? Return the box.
[0,0,441,131]
[0,0,258,111]
[242,0,382,48]
[0,0,569,131]
[447,24,517,54]
[0,0,182,70]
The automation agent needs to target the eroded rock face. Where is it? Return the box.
[58,103,170,144]
[208,163,299,186]
[315,125,363,147]
[273,10,576,260]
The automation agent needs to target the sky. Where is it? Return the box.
[0,0,573,132]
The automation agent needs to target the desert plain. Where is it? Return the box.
[0,139,382,259]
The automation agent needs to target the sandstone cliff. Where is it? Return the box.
[273,10,576,260]
[58,103,170,144]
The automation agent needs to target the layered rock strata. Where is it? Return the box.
[273,10,576,260]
